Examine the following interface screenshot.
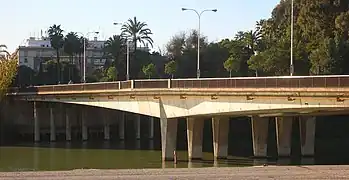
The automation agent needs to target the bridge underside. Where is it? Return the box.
[16,94,349,118]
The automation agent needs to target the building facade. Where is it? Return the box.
[18,36,108,75]
[18,36,151,76]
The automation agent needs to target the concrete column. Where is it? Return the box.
[65,108,71,141]
[81,109,88,141]
[251,116,269,157]
[49,107,56,142]
[275,117,293,157]
[103,112,110,140]
[119,112,125,140]
[212,117,229,159]
[149,117,154,139]
[33,102,40,142]
[187,117,204,160]
[299,116,316,157]
[135,114,141,139]
[160,118,178,161]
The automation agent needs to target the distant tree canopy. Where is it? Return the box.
[14,2,349,88]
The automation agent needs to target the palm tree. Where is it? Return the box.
[64,32,79,81]
[75,36,86,79]
[120,17,154,53]
[104,35,126,64]
[48,24,64,83]
[104,35,126,79]
[0,45,10,59]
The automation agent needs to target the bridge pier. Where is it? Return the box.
[212,117,229,159]
[81,108,88,141]
[299,116,316,157]
[33,101,40,142]
[49,106,56,142]
[103,111,110,141]
[160,117,178,161]
[149,117,154,139]
[135,114,141,139]
[276,117,293,157]
[251,116,269,157]
[65,107,71,141]
[119,112,125,140]
[187,117,204,160]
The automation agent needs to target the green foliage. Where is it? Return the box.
[48,24,64,83]
[106,67,118,81]
[223,56,238,77]
[142,63,156,79]
[164,60,177,78]
[0,50,17,100]
[121,16,154,52]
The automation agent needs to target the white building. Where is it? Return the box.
[18,36,108,75]
[18,36,150,74]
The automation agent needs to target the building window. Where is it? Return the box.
[24,58,28,63]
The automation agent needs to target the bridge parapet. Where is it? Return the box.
[7,75,349,95]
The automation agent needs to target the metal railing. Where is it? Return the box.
[8,75,349,94]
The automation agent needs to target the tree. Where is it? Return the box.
[104,35,126,79]
[164,60,177,78]
[0,45,10,58]
[165,32,186,59]
[0,47,17,100]
[121,17,154,53]
[142,63,156,79]
[106,66,118,81]
[64,32,80,81]
[48,24,64,83]
[223,56,239,77]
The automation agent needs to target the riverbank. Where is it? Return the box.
[0,165,348,180]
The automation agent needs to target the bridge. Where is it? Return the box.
[6,75,349,161]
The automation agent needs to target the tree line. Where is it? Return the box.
[12,0,349,87]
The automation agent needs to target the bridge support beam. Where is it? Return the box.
[33,102,40,142]
[135,114,141,139]
[276,117,293,157]
[65,107,71,141]
[49,106,56,142]
[160,118,178,161]
[187,117,204,161]
[149,117,154,139]
[251,116,269,157]
[81,109,88,141]
[119,112,125,140]
[299,116,316,157]
[103,111,110,141]
[212,116,229,159]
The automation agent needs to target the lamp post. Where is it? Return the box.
[182,8,217,78]
[290,0,294,76]
[77,31,99,83]
[113,22,130,80]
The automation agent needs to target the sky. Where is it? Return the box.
[1,0,280,52]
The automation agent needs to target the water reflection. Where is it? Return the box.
[0,140,344,171]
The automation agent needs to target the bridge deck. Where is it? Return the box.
[7,75,349,95]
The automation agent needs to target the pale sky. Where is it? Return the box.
[1,0,280,52]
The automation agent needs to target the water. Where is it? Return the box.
[0,140,327,172]
[2,116,349,171]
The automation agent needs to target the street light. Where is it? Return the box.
[290,0,294,76]
[77,31,99,83]
[113,22,130,80]
[182,8,217,79]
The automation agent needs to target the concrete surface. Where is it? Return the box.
[1,165,349,180]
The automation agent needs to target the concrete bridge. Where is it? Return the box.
[6,75,349,161]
